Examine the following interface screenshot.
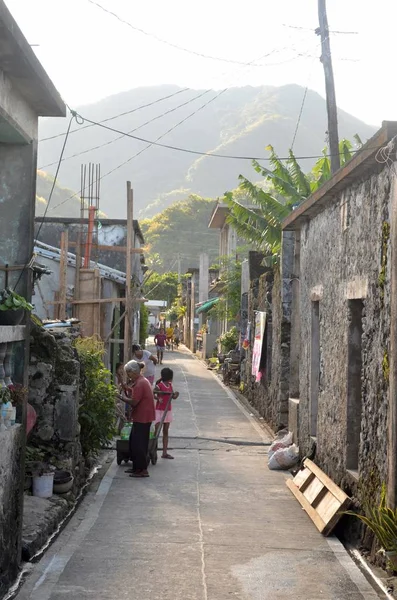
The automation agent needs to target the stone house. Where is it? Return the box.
[0,1,65,594]
[241,248,294,432]
[282,121,397,505]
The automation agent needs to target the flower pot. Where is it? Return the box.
[54,470,72,484]
[385,551,397,570]
[0,308,24,326]
[32,473,54,498]
[53,476,73,495]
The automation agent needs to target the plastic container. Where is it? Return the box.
[120,422,132,440]
[1,402,13,428]
[32,473,54,498]
[149,423,156,439]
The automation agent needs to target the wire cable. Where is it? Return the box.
[39,87,190,143]
[65,113,367,162]
[39,88,215,170]
[14,113,75,292]
[47,47,282,213]
[88,0,284,68]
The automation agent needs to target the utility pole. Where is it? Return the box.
[124,182,133,362]
[317,0,340,173]
[177,253,181,283]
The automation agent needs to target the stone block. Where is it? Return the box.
[55,389,78,442]
[288,398,300,444]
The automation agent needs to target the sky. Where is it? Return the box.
[4,0,397,127]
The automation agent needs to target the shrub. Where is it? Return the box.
[218,326,239,353]
[74,336,116,457]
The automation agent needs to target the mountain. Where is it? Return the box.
[140,195,220,274]
[36,170,81,218]
[38,84,377,219]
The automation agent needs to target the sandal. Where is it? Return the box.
[162,454,174,459]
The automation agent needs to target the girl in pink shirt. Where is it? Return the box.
[154,367,179,459]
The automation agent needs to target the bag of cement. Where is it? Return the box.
[268,431,293,458]
[268,444,300,470]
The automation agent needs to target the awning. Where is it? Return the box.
[196,297,220,314]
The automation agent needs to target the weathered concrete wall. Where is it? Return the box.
[0,68,38,142]
[0,424,24,596]
[297,166,392,499]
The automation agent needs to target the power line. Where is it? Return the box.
[39,87,190,143]
[14,113,75,292]
[39,88,215,170]
[88,0,284,68]
[64,113,367,162]
[48,47,278,213]
[40,41,318,170]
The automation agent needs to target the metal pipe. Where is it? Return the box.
[84,206,96,268]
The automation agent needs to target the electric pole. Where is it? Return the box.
[177,253,181,283]
[317,0,340,173]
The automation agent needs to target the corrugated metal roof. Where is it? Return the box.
[34,240,127,285]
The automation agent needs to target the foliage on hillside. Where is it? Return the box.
[35,170,81,218]
[141,194,219,274]
[38,84,376,217]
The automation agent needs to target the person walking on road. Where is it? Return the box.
[154,327,167,364]
[119,360,155,478]
[154,367,179,460]
[131,344,158,386]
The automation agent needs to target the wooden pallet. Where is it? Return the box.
[286,458,351,535]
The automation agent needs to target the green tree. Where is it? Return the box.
[144,271,179,306]
[140,195,219,274]
[225,139,360,262]
[209,257,242,322]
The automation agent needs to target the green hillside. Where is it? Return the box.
[38,84,377,219]
[141,195,219,274]
[36,170,81,218]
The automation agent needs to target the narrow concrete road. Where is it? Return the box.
[15,349,381,600]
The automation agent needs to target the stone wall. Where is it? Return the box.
[0,425,24,596]
[242,244,294,432]
[297,165,392,501]
[28,323,84,491]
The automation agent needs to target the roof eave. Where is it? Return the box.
[0,1,65,117]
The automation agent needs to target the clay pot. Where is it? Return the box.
[53,476,73,495]
[53,470,73,495]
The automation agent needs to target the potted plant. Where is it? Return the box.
[345,485,397,569]
[0,288,34,325]
[0,386,13,429]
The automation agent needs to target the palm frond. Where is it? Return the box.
[339,139,353,165]
[237,177,292,223]
[354,133,363,148]
[287,150,312,198]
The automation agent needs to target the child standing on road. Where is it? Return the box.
[154,367,179,460]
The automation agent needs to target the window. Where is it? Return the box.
[346,300,363,471]
[310,301,320,437]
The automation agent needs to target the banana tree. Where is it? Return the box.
[225,137,362,263]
